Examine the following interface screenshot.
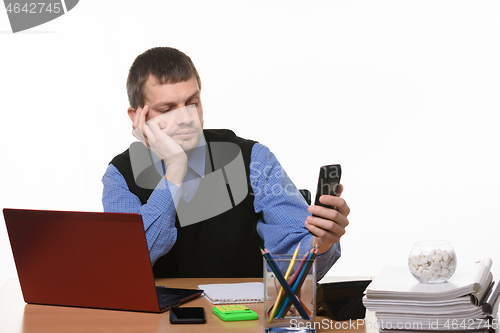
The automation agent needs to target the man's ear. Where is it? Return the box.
[127,107,137,122]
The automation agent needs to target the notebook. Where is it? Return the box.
[198,282,264,304]
[3,208,203,313]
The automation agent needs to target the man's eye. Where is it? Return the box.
[160,109,170,113]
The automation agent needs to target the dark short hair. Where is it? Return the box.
[126,47,201,109]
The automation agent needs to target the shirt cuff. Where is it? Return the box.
[315,242,341,281]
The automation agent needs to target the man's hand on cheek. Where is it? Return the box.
[130,106,185,164]
[130,105,188,187]
[142,120,186,166]
[305,185,350,254]
[131,105,151,147]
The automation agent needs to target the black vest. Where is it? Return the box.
[110,129,264,278]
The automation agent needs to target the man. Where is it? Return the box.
[102,47,350,279]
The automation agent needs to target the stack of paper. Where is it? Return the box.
[363,259,497,333]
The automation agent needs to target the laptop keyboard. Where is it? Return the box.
[157,293,178,303]
[156,287,182,304]
[155,286,203,310]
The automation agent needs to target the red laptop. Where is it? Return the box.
[3,208,202,312]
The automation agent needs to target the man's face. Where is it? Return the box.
[142,75,204,152]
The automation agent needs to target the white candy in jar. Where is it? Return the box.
[409,248,456,281]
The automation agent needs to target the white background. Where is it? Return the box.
[1,1,499,289]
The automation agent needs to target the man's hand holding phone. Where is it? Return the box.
[305,164,350,254]
[306,185,350,253]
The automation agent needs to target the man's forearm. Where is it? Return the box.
[102,164,179,264]
[163,159,188,188]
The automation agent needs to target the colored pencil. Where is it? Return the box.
[286,248,313,287]
[273,245,316,318]
[275,249,314,318]
[268,243,301,323]
[271,248,311,318]
[277,248,318,318]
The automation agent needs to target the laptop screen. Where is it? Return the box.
[3,208,201,312]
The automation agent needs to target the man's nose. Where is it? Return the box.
[174,106,194,125]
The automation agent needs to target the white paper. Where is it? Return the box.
[197,282,264,304]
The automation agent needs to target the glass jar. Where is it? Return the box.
[408,240,457,284]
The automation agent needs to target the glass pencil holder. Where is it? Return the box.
[263,254,317,333]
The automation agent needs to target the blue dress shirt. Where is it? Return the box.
[102,140,341,280]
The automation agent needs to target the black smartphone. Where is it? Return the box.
[310,164,342,236]
[299,189,312,205]
[169,307,206,324]
[314,164,341,209]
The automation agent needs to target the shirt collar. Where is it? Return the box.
[187,135,206,178]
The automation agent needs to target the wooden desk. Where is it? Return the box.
[0,277,377,333]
